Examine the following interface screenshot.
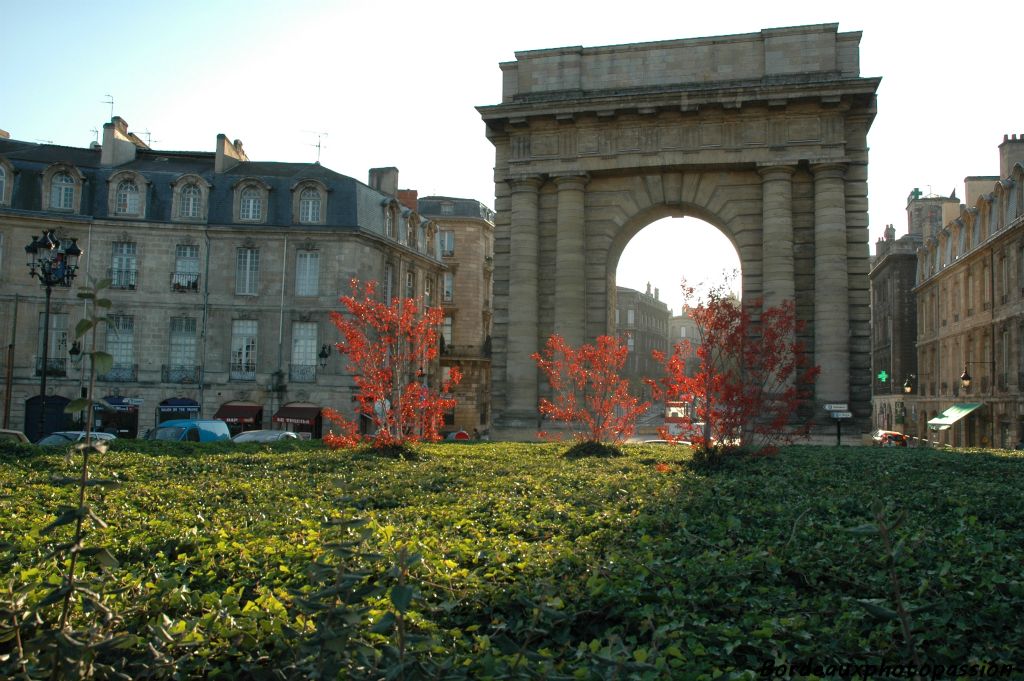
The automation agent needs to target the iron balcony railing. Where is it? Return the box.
[162,364,200,383]
[109,268,138,290]
[34,357,67,377]
[229,362,257,381]
[170,271,200,292]
[289,363,316,383]
[99,364,138,382]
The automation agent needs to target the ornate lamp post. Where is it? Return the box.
[25,230,82,439]
[318,344,331,369]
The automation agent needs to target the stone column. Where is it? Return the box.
[553,174,588,346]
[758,164,796,308]
[505,175,543,422]
[812,163,850,402]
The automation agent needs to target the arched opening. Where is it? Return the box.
[612,216,742,404]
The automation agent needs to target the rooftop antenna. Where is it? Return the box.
[102,94,114,119]
[90,127,99,144]
[142,129,159,147]
[304,130,328,163]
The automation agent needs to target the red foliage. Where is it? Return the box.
[647,281,819,453]
[532,334,650,444]
[322,279,461,448]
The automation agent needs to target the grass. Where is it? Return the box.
[1,440,1022,679]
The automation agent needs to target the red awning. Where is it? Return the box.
[272,405,322,426]
[213,404,263,424]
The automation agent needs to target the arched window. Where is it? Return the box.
[180,184,201,218]
[240,187,262,221]
[115,179,140,215]
[385,205,395,238]
[51,172,76,210]
[299,187,321,223]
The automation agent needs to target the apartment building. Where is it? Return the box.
[0,118,446,440]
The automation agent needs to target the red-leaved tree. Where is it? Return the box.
[647,281,819,455]
[322,279,461,449]
[532,334,650,444]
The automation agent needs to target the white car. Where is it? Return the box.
[36,431,118,446]
[231,429,300,443]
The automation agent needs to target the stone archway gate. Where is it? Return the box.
[478,24,880,435]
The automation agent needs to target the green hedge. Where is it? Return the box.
[1,442,1022,679]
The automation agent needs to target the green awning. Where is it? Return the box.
[927,403,984,430]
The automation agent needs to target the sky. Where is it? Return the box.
[2,0,1019,315]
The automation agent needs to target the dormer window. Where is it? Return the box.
[241,188,262,221]
[385,204,396,238]
[233,179,271,224]
[107,171,147,218]
[181,184,201,218]
[293,181,327,225]
[0,164,8,206]
[115,179,140,215]
[171,174,211,223]
[51,172,76,210]
[299,188,321,223]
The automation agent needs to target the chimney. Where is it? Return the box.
[215,134,248,173]
[654,287,660,301]
[999,133,1024,178]
[369,167,399,196]
[0,129,9,139]
[397,189,418,211]
[100,116,140,166]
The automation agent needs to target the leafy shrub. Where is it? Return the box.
[2,443,1023,678]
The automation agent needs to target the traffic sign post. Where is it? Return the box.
[824,403,850,446]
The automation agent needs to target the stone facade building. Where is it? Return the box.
[417,196,495,435]
[0,118,448,440]
[910,135,1024,448]
[614,284,670,399]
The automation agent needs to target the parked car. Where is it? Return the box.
[232,429,299,443]
[36,431,117,446]
[145,419,231,443]
[871,429,908,447]
[0,429,30,443]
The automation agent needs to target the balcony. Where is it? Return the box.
[170,271,200,292]
[35,357,67,377]
[230,362,256,381]
[109,268,138,290]
[162,364,200,384]
[100,364,138,382]
[289,363,317,383]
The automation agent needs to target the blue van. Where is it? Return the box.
[145,419,231,442]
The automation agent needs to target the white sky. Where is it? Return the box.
[3,0,1018,315]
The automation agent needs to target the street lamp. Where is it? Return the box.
[903,375,915,394]
[318,344,332,369]
[25,230,82,439]
[959,362,995,391]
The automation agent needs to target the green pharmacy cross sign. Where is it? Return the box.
[877,370,889,383]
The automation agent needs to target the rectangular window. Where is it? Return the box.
[627,309,635,325]
[173,244,200,291]
[440,230,455,256]
[290,322,317,382]
[442,272,454,302]
[111,242,138,290]
[168,317,197,367]
[108,315,135,367]
[166,317,197,382]
[236,247,259,295]
[424,277,433,308]
[442,315,452,346]
[384,262,395,302]
[230,320,257,380]
[406,270,415,299]
[295,251,319,296]
[36,312,68,375]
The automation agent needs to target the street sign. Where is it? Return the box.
[830,411,852,419]
[824,403,848,411]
